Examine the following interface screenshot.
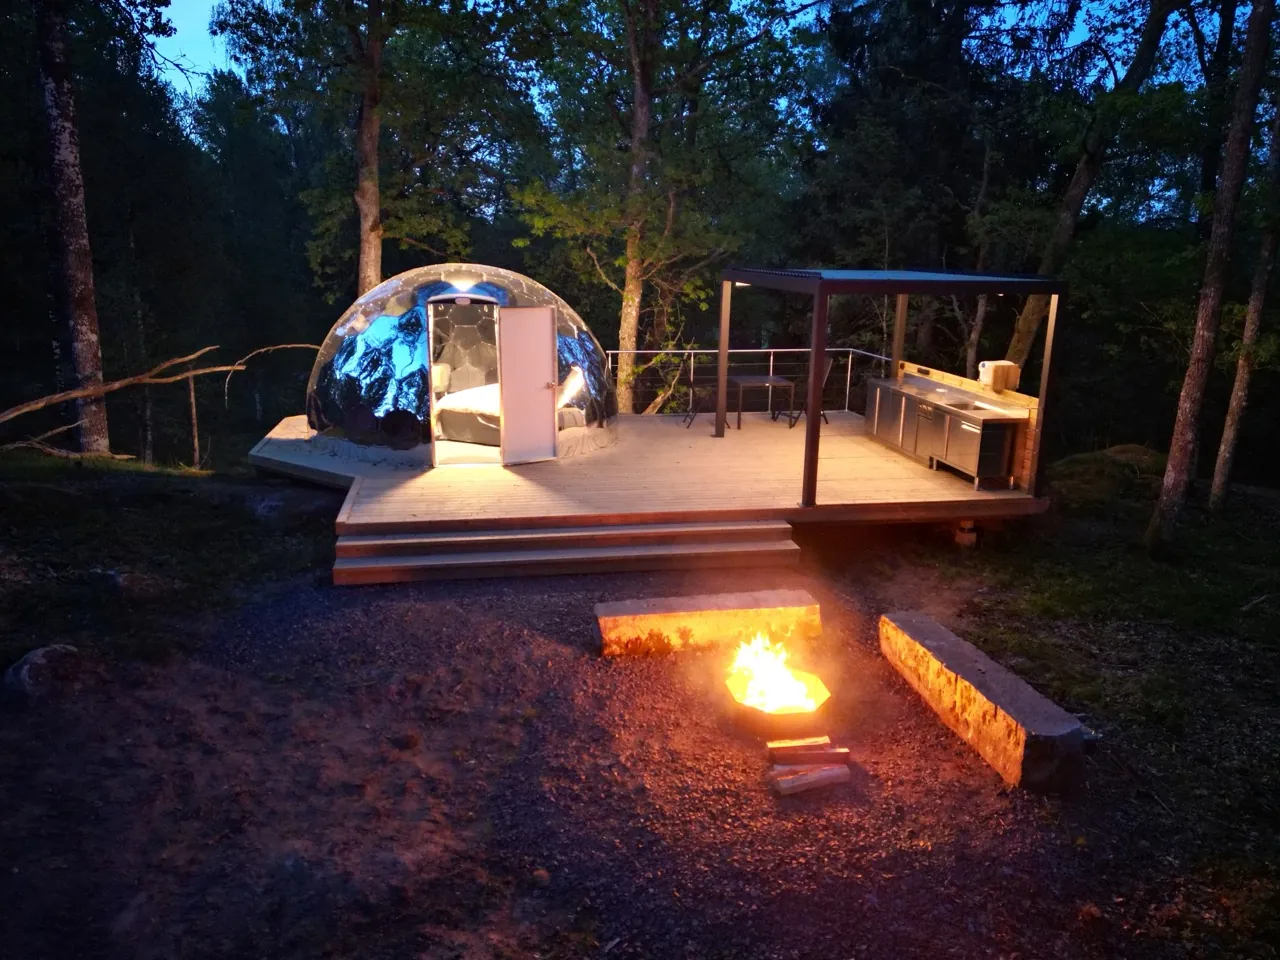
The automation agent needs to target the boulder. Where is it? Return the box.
[4,644,83,702]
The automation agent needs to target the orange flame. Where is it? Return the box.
[726,633,828,715]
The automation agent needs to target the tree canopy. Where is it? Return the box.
[2,0,1278,494]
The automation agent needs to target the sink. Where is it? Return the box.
[946,401,979,410]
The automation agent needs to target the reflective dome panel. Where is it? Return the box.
[306,264,617,449]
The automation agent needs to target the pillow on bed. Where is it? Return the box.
[434,382,502,417]
[431,362,451,394]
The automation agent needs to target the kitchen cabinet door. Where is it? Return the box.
[900,395,920,453]
[875,387,902,444]
[916,404,941,461]
[944,417,983,473]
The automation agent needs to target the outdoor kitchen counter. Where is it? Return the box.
[870,375,1031,424]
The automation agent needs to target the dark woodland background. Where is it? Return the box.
[3,0,1278,490]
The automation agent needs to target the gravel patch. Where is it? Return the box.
[0,564,1184,958]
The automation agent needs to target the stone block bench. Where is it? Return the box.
[596,589,822,657]
[879,611,1083,789]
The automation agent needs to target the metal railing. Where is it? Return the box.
[605,347,892,416]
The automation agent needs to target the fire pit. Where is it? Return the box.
[725,633,831,739]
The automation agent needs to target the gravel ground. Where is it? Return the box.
[0,559,1190,959]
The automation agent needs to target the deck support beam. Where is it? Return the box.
[800,291,829,508]
[714,279,732,437]
[890,293,908,374]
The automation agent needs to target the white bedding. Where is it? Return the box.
[434,382,501,417]
[434,373,589,422]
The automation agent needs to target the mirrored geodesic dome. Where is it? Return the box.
[306,264,617,449]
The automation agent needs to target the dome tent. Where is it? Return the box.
[306,264,617,453]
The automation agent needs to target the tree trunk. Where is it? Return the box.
[353,2,383,296]
[1197,0,1240,242]
[964,138,992,380]
[36,0,110,453]
[45,223,70,394]
[1005,0,1175,367]
[142,386,153,465]
[616,235,644,413]
[914,302,936,357]
[1146,0,1273,545]
[1209,109,1280,512]
[615,0,657,415]
[188,374,200,468]
[965,294,989,379]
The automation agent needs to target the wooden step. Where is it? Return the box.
[332,540,801,585]
[335,520,793,558]
[335,505,787,536]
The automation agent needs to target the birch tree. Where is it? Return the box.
[35,0,110,453]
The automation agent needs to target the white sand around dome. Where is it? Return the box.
[249,416,428,487]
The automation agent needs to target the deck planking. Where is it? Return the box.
[324,412,1045,533]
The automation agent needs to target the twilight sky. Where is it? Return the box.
[152,0,228,92]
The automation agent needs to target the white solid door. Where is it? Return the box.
[498,306,557,464]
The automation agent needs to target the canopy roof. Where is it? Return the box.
[721,266,1067,297]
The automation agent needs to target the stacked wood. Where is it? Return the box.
[765,737,852,796]
[769,746,850,766]
[769,764,852,796]
[766,735,830,758]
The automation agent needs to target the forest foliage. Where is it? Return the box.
[2,0,1278,486]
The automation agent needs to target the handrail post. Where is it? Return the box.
[844,351,852,411]
[767,350,774,412]
[688,351,695,413]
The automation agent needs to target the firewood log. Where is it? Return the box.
[768,746,850,766]
[770,764,851,796]
[766,763,825,780]
[765,736,830,761]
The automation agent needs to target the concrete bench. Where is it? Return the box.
[879,611,1083,789]
[596,589,822,657]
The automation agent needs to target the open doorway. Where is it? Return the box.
[429,297,502,465]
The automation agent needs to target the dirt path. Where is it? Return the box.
[0,559,1184,959]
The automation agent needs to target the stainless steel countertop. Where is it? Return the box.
[869,375,1030,424]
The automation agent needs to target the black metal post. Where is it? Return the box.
[800,290,829,507]
[715,280,731,437]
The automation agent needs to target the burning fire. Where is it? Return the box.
[726,633,829,715]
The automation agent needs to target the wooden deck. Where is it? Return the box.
[329,412,1045,533]
[252,412,1045,582]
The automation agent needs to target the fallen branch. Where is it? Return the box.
[2,437,134,460]
[0,347,243,429]
[15,420,83,445]
[1240,593,1275,613]
[0,420,131,460]
[223,343,320,406]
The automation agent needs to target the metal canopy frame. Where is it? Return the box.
[714,266,1067,507]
